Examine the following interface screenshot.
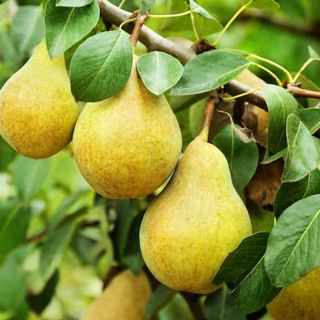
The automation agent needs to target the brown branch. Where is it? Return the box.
[130,12,148,47]
[98,0,320,110]
[287,84,320,99]
[182,293,206,320]
[238,10,320,40]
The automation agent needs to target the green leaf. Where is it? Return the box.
[213,233,279,313]
[122,213,144,273]
[275,169,320,217]
[0,253,27,313]
[70,30,132,102]
[248,0,280,11]
[111,200,137,263]
[145,285,174,320]
[282,114,320,182]
[213,124,259,192]
[11,156,51,202]
[139,0,155,12]
[0,30,22,71]
[40,221,76,282]
[11,6,44,55]
[296,74,320,108]
[261,84,298,154]
[308,46,319,58]
[203,286,246,320]
[56,0,93,8]
[0,137,16,171]
[0,200,31,254]
[265,194,320,287]
[137,52,183,95]
[262,148,287,164]
[44,0,99,57]
[297,107,320,133]
[189,0,222,38]
[248,201,275,233]
[171,50,249,95]
[28,271,59,314]
[161,1,222,40]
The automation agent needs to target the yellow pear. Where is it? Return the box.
[267,267,320,320]
[0,42,79,159]
[140,127,252,294]
[72,56,182,199]
[83,270,151,320]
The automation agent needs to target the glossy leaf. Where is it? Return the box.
[0,253,27,313]
[44,0,99,57]
[11,6,44,54]
[297,107,320,133]
[282,114,319,182]
[11,156,51,202]
[265,194,320,286]
[213,124,259,192]
[56,0,93,7]
[171,50,249,95]
[70,30,132,102]
[137,52,183,95]
[0,200,31,254]
[161,1,222,40]
[275,169,320,217]
[145,285,174,320]
[214,233,279,313]
[261,84,298,154]
[203,286,246,320]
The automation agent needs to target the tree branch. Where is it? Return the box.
[287,84,320,99]
[238,10,320,40]
[98,0,320,110]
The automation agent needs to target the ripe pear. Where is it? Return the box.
[83,270,151,320]
[0,42,79,159]
[267,267,320,320]
[140,127,252,294]
[72,56,182,199]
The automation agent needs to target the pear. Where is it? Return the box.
[140,126,252,294]
[83,270,151,320]
[267,267,320,320]
[72,57,182,199]
[0,42,79,159]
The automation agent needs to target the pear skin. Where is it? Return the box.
[0,42,79,159]
[83,270,151,320]
[267,267,320,320]
[72,57,182,199]
[140,128,252,294]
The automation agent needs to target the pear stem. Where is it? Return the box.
[182,293,206,320]
[129,12,149,47]
[201,95,220,142]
